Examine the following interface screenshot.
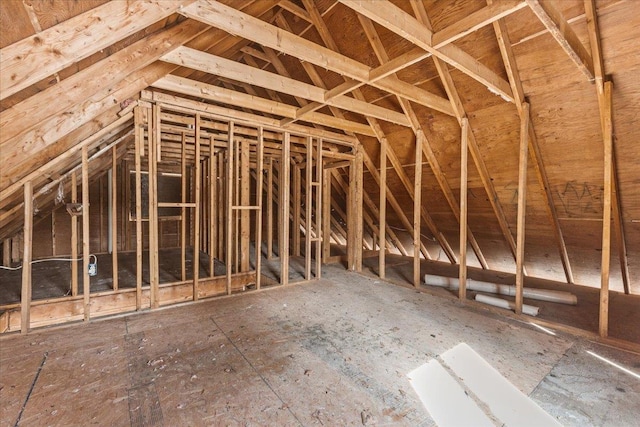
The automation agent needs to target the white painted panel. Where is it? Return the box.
[441,343,562,427]
[408,359,495,427]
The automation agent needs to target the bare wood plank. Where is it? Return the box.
[0,0,194,100]
[111,147,118,291]
[322,168,332,262]
[2,240,10,267]
[585,0,629,294]
[515,103,531,315]
[599,81,613,337]
[240,138,251,271]
[135,110,144,311]
[305,137,313,281]
[71,172,78,297]
[180,1,454,115]
[149,105,160,309]
[413,133,423,288]
[181,132,187,282]
[432,0,527,48]
[459,120,469,302]
[280,133,291,285]
[489,3,571,282]
[82,146,90,322]
[160,49,411,127]
[21,181,33,334]
[338,0,514,102]
[210,147,217,277]
[315,139,323,278]
[193,114,202,300]
[255,128,264,289]
[226,123,235,295]
[379,136,387,279]
[267,158,274,259]
[526,0,595,79]
[292,164,302,257]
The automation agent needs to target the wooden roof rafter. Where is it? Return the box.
[178,0,455,117]
[356,9,491,269]
[291,0,458,263]
[337,0,517,102]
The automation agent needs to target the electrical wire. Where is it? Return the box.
[0,255,96,271]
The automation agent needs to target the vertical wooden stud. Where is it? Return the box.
[459,119,469,301]
[210,141,217,277]
[180,132,187,282]
[240,138,250,272]
[322,168,332,263]
[413,134,423,287]
[292,164,301,257]
[226,123,235,295]
[149,104,160,309]
[111,146,118,291]
[2,239,10,267]
[193,114,201,300]
[599,81,613,337]
[280,133,291,285]
[255,127,264,289]
[82,146,91,321]
[515,102,531,315]
[315,139,323,278]
[305,137,313,280]
[21,181,33,334]
[267,157,274,259]
[71,172,78,297]
[379,137,387,279]
[135,112,143,311]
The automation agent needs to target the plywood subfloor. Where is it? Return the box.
[1,264,639,426]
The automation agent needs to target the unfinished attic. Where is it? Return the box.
[1,0,639,425]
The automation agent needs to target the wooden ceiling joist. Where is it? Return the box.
[152,74,375,136]
[161,47,411,127]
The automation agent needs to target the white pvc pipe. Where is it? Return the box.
[424,274,577,305]
[475,294,539,316]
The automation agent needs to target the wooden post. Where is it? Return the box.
[413,133,423,287]
[226,122,235,295]
[111,146,118,291]
[149,104,160,309]
[82,146,90,321]
[218,154,225,261]
[599,81,613,338]
[21,181,33,334]
[315,138,323,278]
[266,157,274,259]
[305,137,313,280]
[379,137,387,279]
[459,119,469,301]
[280,133,291,285]
[193,113,201,300]
[240,138,250,272]
[255,127,264,289]
[322,169,332,262]
[135,113,143,311]
[515,102,530,315]
[210,142,217,277]
[2,239,10,267]
[292,164,301,257]
[71,172,78,297]
[181,131,187,282]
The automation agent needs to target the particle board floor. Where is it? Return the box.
[1,265,639,426]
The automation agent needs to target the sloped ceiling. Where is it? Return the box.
[0,0,638,293]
